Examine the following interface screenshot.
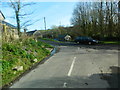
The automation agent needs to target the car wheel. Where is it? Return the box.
[88,42,92,45]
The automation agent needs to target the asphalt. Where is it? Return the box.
[10,40,119,88]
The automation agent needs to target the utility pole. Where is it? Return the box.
[44,17,47,38]
[44,17,46,30]
[59,21,61,26]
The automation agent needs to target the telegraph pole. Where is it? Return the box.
[44,17,47,38]
[44,17,46,30]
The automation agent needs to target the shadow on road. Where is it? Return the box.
[100,66,120,88]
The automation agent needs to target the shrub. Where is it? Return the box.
[1,38,53,87]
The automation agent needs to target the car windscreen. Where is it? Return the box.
[82,37,93,40]
[87,37,93,40]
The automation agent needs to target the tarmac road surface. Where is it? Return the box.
[11,41,119,88]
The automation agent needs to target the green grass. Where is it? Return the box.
[1,38,53,87]
[40,38,63,43]
[100,41,120,45]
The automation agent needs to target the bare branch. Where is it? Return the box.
[21,20,32,27]
[21,18,43,28]
[21,2,36,8]
[9,0,17,11]
[19,11,34,17]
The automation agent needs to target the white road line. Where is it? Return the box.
[67,57,76,77]
[78,47,80,51]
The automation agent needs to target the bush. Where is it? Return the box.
[1,60,12,70]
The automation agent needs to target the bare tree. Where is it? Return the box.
[8,0,35,36]
[118,1,120,21]
[71,1,119,40]
[118,1,120,39]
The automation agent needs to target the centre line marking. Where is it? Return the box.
[67,57,76,77]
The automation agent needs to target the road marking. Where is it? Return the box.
[78,47,80,51]
[63,82,67,88]
[67,57,76,77]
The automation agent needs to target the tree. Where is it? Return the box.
[98,2,104,38]
[71,1,119,40]
[118,1,120,39]
[71,2,88,36]
[8,0,35,37]
[118,1,120,21]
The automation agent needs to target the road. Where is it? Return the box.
[11,41,119,88]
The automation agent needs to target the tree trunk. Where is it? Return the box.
[15,11,21,37]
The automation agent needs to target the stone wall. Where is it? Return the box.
[0,21,19,42]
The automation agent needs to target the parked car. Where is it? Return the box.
[74,36,98,45]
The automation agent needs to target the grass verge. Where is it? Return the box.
[0,38,53,87]
[99,41,120,45]
[39,38,63,43]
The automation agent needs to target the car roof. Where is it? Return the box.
[76,36,93,39]
[76,36,89,38]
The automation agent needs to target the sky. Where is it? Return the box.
[0,1,79,31]
[1,0,118,31]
